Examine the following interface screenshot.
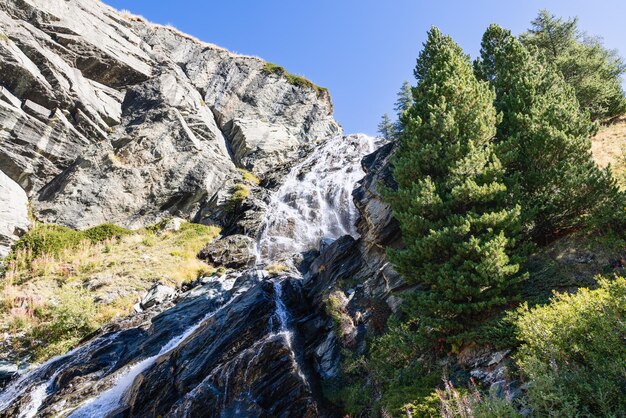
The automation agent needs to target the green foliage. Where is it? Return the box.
[377,113,395,140]
[475,24,622,242]
[262,62,329,97]
[238,168,260,185]
[11,223,134,264]
[174,222,221,244]
[521,10,626,121]
[394,80,414,116]
[31,285,99,360]
[83,223,131,243]
[438,381,520,418]
[228,183,250,210]
[12,224,85,261]
[384,27,526,342]
[514,277,626,417]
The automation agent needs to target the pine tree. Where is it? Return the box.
[385,28,525,341]
[377,113,395,140]
[521,10,626,121]
[394,81,414,116]
[392,81,414,137]
[476,24,620,241]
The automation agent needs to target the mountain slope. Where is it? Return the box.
[0,0,339,245]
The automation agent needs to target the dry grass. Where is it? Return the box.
[0,222,220,362]
[591,116,626,187]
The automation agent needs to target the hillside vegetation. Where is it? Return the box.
[1,221,220,362]
[353,10,626,418]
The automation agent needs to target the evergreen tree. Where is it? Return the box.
[393,81,414,137]
[385,28,525,341]
[394,80,414,116]
[476,24,620,241]
[521,10,626,121]
[377,113,395,140]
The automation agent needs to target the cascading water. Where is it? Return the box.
[256,134,378,264]
[0,133,380,417]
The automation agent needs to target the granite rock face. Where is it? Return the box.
[0,0,339,231]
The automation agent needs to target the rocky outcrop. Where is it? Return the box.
[0,170,28,258]
[198,234,256,268]
[0,0,340,231]
[0,271,335,417]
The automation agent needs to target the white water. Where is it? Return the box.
[0,333,119,416]
[256,134,377,263]
[2,133,379,417]
[68,299,234,417]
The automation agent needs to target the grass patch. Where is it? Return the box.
[266,263,288,275]
[0,32,8,43]
[238,168,260,186]
[591,115,626,188]
[262,62,329,98]
[228,183,250,210]
[1,221,220,363]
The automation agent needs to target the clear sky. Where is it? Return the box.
[105,0,626,135]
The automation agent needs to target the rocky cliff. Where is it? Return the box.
[0,0,339,251]
[0,1,411,416]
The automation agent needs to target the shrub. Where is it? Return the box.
[438,381,519,418]
[262,62,329,98]
[238,168,260,186]
[12,224,84,261]
[228,183,250,209]
[514,277,626,417]
[31,285,99,360]
[83,223,132,243]
[10,223,136,267]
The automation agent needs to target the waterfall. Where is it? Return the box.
[256,134,377,264]
[0,134,379,416]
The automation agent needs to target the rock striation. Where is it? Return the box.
[0,0,339,231]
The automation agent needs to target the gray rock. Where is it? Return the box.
[0,0,340,230]
[163,217,185,232]
[140,284,176,309]
[198,234,256,268]
[0,170,29,258]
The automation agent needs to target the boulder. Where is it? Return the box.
[162,217,185,232]
[140,284,176,310]
[198,234,256,268]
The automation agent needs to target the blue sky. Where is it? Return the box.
[106,0,626,135]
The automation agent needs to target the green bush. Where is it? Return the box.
[11,223,134,262]
[31,285,99,360]
[262,62,329,98]
[514,277,626,417]
[12,224,84,260]
[83,223,132,243]
[385,27,525,343]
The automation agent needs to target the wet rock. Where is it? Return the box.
[0,361,18,388]
[140,284,176,310]
[352,142,405,299]
[198,234,256,268]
